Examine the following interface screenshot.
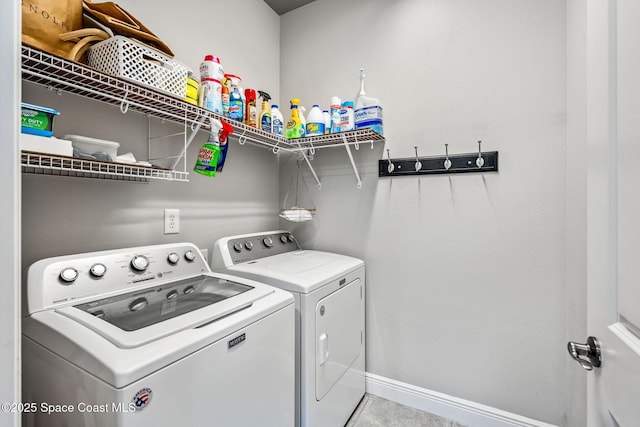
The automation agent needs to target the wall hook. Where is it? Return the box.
[444,144,452,170]
[120,88,130,114]
[414,146,422,172]
[272,140,281,154]
[476,140,485,168]
[238,130,247,145]
[387,149,395,173]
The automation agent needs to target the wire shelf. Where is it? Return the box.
[20,44,386,188]
[21,44,385,154]
[21,151,189,182]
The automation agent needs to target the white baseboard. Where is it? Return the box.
[365,373,558,427]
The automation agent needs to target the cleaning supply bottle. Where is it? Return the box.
[216,119,234,172]
[258,91,272,133]
[244,88,257,127]
[221,75,231,117]
[305,104,325,136]
[354,68,384,135]
[199,55,224,81]
[194,119,223,177]
[199,78,223,114]
[227,74,243,122]
[330,96,341,133]
[285,98,305,139]
[199,55,223,114]
[322,109,331,134]
[299,105,307,137]
[340,100,355,131]
[271,104,284,136]
[239,83,247,122]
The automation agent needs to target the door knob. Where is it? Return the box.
[567,336,601,371]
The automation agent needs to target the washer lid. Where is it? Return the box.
[55,273,274,349]
[223,250,364,293]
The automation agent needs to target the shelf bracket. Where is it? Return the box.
[169,113,209,170]
[295,140,321,190]
[343,134,362,189]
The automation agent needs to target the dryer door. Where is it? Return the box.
[315,278,363,400]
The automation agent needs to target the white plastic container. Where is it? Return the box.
[305,104,325,136]
[330,96,341,133]
[340,101,355,131]
[354,68,383,135]
[199,55,224,81]
[322,110,331,135]
[64,134,120,161]
[271,104,284,136]
[199,78,223,114]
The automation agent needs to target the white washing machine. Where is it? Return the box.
[22,242,295,427]
[212,231,365,427]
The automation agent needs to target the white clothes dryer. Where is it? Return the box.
[212,231,365,427]
[22,242,295,427]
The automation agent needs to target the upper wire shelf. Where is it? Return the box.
[20,44,385,154]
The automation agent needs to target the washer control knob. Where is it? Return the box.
[167,252,180,265]
[244,241,254,251]
[59,268,78,283]
[263,237,274,248]
[130,255,149,272]
[233,242,243,252]
[92,310,106,319]
[184,286,195,294]
[89,263,107,278]
[184,250,196,262]
[129,297,148,312]
[280,235,288,244]
[287,234,295,242]
[166,290,179,300]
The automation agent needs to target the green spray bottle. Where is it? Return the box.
[194,118,223,177]
[285,98,305,139]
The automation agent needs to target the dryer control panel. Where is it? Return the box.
[213,231,301,267]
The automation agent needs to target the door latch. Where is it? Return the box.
[567,336,601,371]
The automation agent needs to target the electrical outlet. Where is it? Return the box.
[164,209,180,234]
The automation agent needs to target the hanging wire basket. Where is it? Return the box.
[280,159,316,223]
[279,207,316,222]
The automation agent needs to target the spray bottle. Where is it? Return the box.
[221,74,231,117]
[245,88,257,127]
[216,119,234,172]
[194,119,224,177]
[258,91,272,133]
[227,74,243,122]
[286,98,305,139]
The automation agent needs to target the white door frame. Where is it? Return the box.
[0,2,21,426]
[586,0,640,425]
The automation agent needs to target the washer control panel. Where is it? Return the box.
[224,231,300,265]
[26,243,210,314]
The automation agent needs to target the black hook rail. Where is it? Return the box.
[378,151,498,177]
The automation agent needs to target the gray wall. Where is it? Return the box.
[21,0,282,271]
[16,0,589,425]
[279,0,572,425]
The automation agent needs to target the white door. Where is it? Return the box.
[578,0,640,425]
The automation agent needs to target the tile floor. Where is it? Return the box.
[346,394,467,427]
